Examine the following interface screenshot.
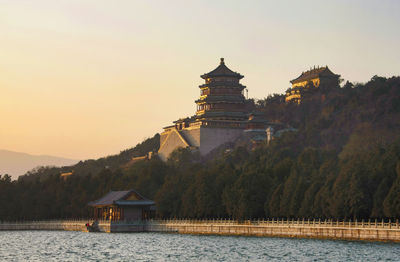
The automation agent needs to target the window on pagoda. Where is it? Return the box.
[201,89,210,96]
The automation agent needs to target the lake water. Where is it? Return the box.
[0,231,399,261]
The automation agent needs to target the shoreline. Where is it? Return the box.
[1,219,400,243]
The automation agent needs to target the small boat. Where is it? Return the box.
[86,221,100,232]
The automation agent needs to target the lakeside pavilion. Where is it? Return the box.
[88,190,155,221]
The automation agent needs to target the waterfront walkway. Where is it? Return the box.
[1,218,399,242]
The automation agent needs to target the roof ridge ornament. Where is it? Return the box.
[200,58,243,79]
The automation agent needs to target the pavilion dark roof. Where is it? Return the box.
[88,189,155,207]
[290,66,339,84]
[201,58,244,79]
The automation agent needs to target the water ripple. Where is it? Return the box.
[0,231,399,261]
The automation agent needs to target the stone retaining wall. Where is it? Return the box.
[149,219,400,242]
[1,219,400,242]
[0,220,89,231]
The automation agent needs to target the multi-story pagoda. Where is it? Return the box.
[158,58,249,161]
[285,66,340,104]
[195,58,247,126]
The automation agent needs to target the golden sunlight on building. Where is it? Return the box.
[285,66,340,104]
[60,172,74,180]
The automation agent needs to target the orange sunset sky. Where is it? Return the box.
[1,0,399,160]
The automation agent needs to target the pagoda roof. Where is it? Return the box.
[198,111,248,118]
[88,189,155,207]
[173,116,195,124]
[196,95,245,104]
[247,111,268,123]
[199,82,246,89]
[201,58,244,79]
[290,66,339,84]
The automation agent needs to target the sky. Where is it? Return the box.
[0,0,399,160]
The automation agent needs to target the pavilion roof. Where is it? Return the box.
[290,66,339,84]
[201,58,244,79]
[88,189,155,207]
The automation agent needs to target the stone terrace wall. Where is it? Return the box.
[0,220,114,232]
[2,218,400,242]
[149,218,400,242]
[0,220,146,233]
[0,220,89,231]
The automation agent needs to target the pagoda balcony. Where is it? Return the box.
[199,82,246,89]
[195,95,245,104]
[197,110,247,117]
[200,90,244,96]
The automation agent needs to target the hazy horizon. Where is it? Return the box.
[1,0,399,159]
[0,149,78,179]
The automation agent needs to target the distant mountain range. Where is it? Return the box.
[0,149,78,180]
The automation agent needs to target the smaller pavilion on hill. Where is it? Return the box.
[285,66,340,104]
[88,190,155,221]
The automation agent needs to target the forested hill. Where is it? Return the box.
[1,76,399,221]
[256,76,400,152]
[16,134,160,182]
